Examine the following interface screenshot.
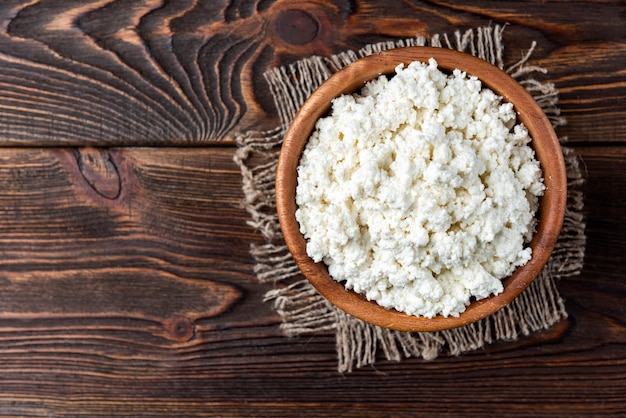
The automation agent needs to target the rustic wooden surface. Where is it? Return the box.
[0,1,624,416]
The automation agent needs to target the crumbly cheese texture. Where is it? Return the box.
[295,59,545,318]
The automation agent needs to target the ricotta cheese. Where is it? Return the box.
[295,58,545,318]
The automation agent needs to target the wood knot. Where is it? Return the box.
[75,148,121,200]
[164,316,195,342]
[274,9,319,45]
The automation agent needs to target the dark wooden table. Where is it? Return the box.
[0,1,624,416]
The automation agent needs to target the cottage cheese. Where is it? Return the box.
[295,58,545,318]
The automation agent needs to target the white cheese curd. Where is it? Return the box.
[295,58,545,318]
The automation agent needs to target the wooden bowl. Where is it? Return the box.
[275,47,567,332]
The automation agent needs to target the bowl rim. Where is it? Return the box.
[276,46,567,332]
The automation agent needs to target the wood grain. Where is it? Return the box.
[536,43,626,145]
[0,148,273,342]
[0,0,623,145]
[0,145,624,416]
[0,1,624,416]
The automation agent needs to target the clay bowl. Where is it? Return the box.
[275,47,567,332]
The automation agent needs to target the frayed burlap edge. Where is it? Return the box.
[234,25,586,373]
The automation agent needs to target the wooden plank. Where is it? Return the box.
[0,1,623,145]
[0,147,276,344]
[0,145,623,416]
[537,43,626,145]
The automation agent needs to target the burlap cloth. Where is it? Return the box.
[234,25,586,372]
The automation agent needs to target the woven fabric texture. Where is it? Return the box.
[234,25,586,372]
